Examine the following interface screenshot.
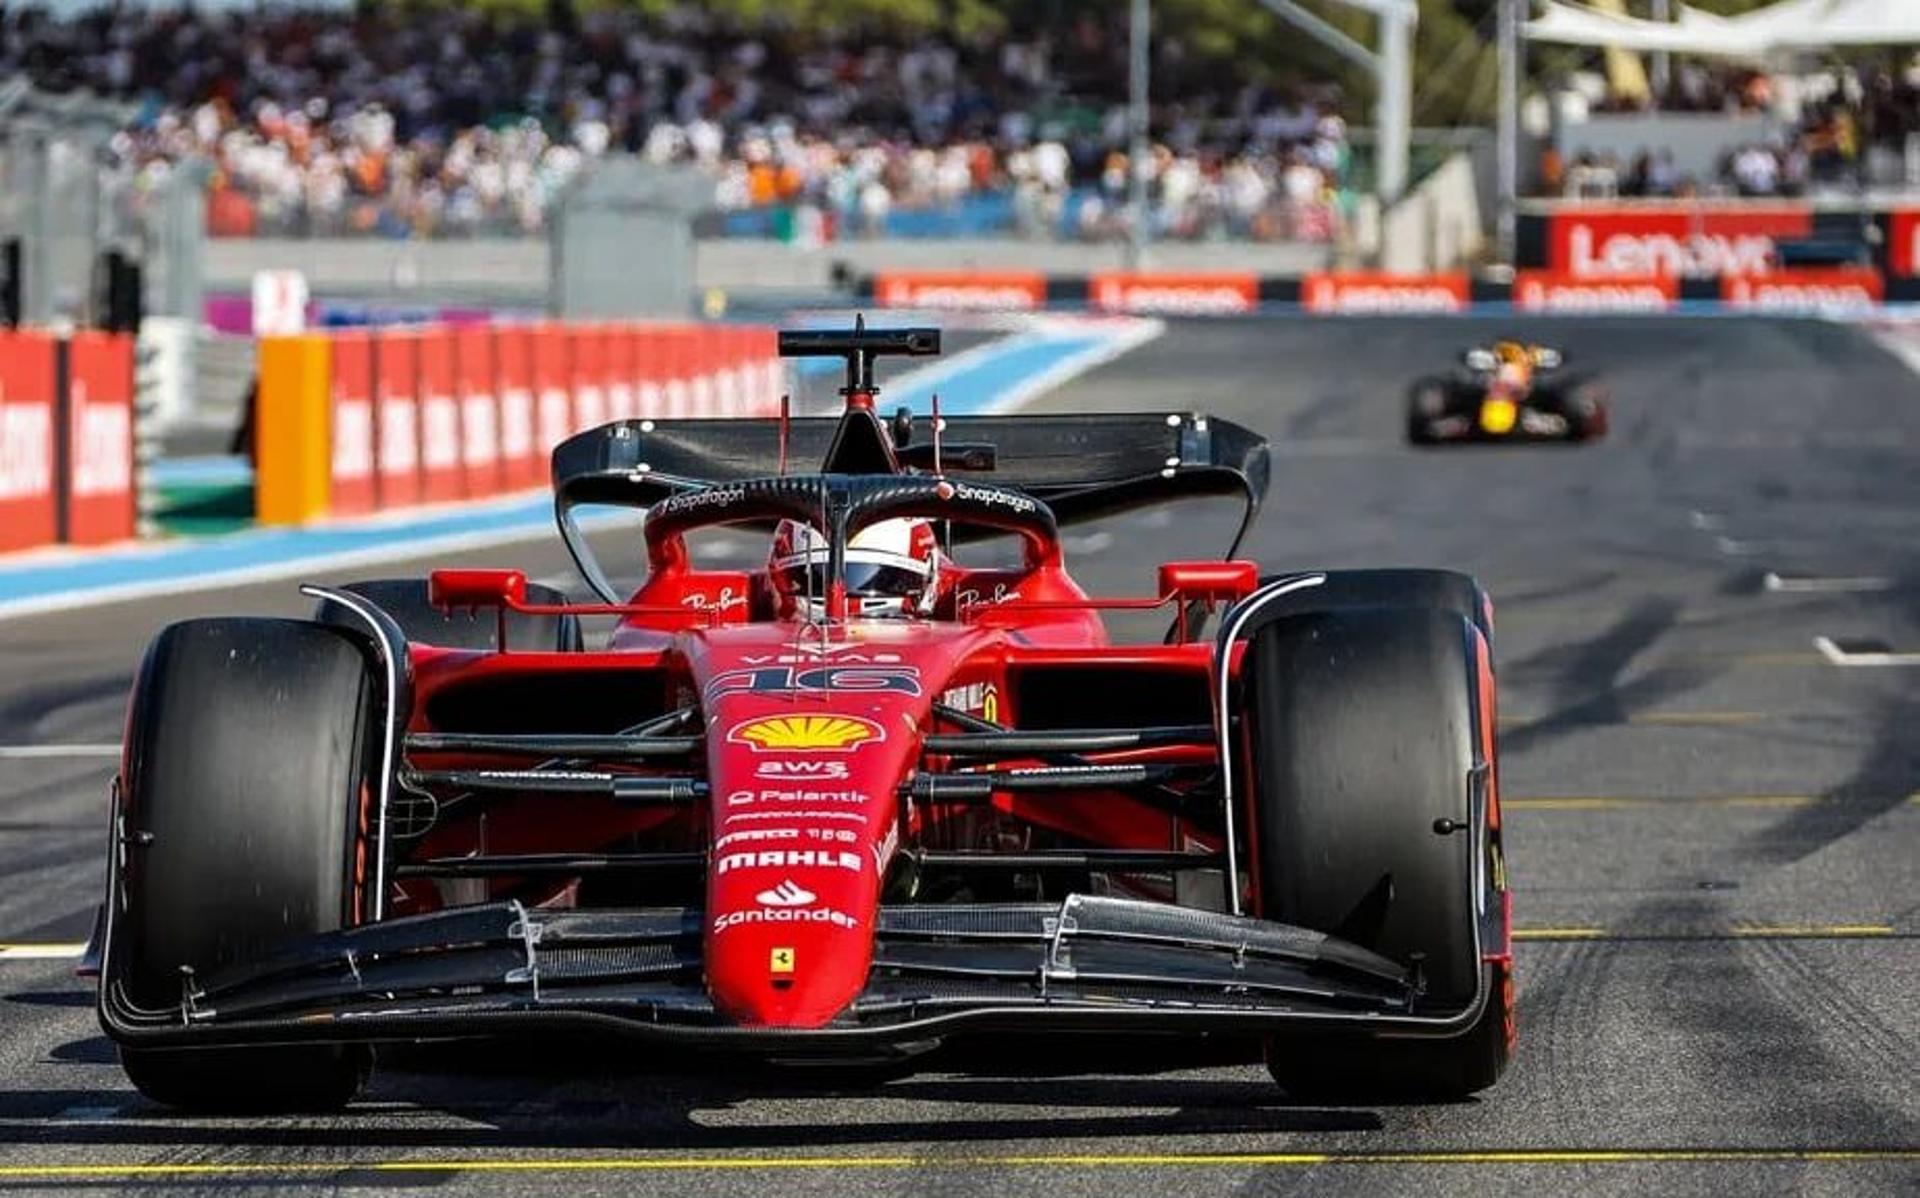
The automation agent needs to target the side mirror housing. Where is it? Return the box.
[1159,560,1259,605]
[429,568,528,610]
[1533,346,1564,369]
[1463,348,1497,371]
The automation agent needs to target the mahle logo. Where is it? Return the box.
[728,715,881,752]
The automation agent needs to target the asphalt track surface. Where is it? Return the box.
[1,315,1916,1194]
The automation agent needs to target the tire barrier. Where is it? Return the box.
[255,321,783,526]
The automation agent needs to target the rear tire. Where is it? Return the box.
[1243,607,1509,1100]
[1406,379,1448,444]
[114,618,378,1110]
[316,577,583,651]
[1563,382,1609,442]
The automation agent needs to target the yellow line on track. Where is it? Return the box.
[0,1149,1914,1178]
[1515,926,1896,943]
[0,943,86,960]
[1506,794,1920,811]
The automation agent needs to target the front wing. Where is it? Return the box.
[99,895,1486,1051]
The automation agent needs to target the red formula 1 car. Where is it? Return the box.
[1407,341,1608,444]
[95,324,1512,1110]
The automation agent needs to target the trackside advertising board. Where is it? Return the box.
[1512,272,1677,313]
[61,332,136,546]
[1537,205,1811,279]
[0,332,58,552]
[1088,272,1258,314]
[1301,273,1470,314]
[874,271,1046,311]
[1723,268,1884,312]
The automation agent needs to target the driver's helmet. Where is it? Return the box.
[769,517,939,618]
[1491,341,1532,389]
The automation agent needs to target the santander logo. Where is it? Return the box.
[756,879,817,907]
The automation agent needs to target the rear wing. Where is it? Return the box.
[550,413,1270,602]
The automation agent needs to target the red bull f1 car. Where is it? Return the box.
[95,323,1513,1110]
[1408,341,1608,444]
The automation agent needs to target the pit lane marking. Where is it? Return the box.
[1814,636,1920,667]
[0,943,87,959]
[1514,925,1897,943]
[0,1148,1912,1178]
[0,744,120,759]
[1763,572,1894,594]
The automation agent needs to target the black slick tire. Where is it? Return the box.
[113,618,377,1111]
[1243,606,1509,1100]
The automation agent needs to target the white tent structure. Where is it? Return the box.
[1529,0,1920,56]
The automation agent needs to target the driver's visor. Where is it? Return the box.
[773,552,929,598]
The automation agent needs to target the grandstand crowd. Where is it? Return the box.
[0,4,1352,242]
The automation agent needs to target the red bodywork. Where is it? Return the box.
[404,535,1237,1029]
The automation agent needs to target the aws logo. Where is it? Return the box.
[728,715,883,752]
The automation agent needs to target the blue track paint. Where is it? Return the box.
[0,320,1142,615]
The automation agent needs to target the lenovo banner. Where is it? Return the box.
[328,330,377,516]
[1541,205,1811,279]
[0,332,59,553]
[874,271,1047,311]
[1089,272,1258,315]
[493,326,541,491]
[1301,273,1470,315]
[373,329,422,508]
[1512,272,1677,313]
[60,332,136,546]
[1723,268,1883,311]
[416,328,464,504]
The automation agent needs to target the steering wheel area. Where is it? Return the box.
[642,473,1060,578]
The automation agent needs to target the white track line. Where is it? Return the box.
[0,943,87,960]
[0,744,121,759]
[1813,636,1920,667]
[1765,572,1894,594]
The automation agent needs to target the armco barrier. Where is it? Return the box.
[454,325,503,499]
[251,320,785,526]
[0,332,60,552]
[328,330,377,516]
[417,328,464,504]
[373,329,422,508]
[60,332,137,546]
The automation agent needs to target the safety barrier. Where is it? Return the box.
[255,321,783,526]
[0,329,138,555]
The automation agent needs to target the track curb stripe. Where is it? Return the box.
[0,1148,1913,1177]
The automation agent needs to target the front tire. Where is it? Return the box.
[1242,606,1510,1100]
[112,618,378,1110]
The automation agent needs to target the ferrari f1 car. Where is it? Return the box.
[1408,340,1608,444]
[96,324,1512,1109]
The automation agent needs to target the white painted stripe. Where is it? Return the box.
[0,744,120,759]
[1813,636,1920,667]
[0,943,88,959]
[1764,572,1893,594]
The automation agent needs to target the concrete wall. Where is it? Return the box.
[1381,154,1485,273]
[204,236,1336,307]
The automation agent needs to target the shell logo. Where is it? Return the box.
[728,714,882,752]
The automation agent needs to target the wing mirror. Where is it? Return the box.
[1533,347,1563,369]
[429,568,528,610]
[1463,348,1497,371]
[1158,560,1259,605]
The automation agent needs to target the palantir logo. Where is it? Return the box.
[756,880,817,907]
